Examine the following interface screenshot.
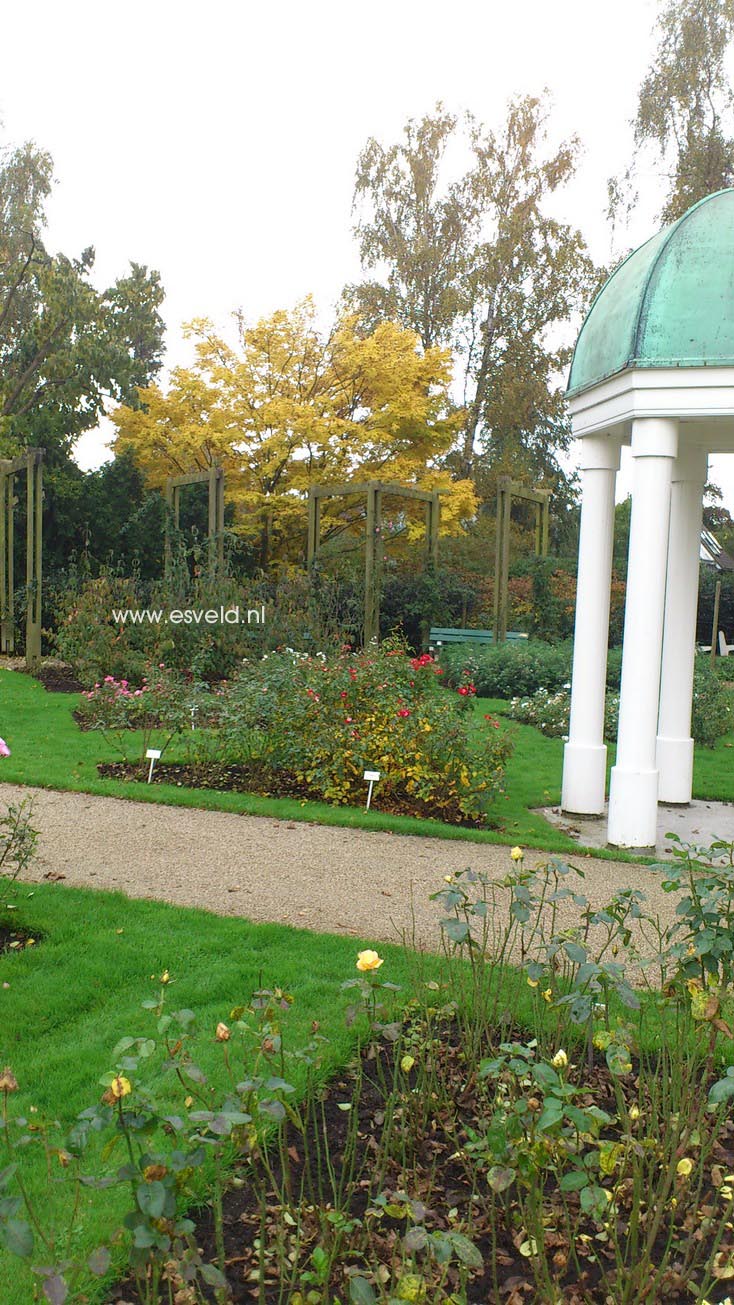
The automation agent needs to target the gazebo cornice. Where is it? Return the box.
[569,366,734,449]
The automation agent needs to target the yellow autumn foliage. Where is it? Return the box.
[111,299,476,565]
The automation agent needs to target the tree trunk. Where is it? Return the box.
[459,306,496,480]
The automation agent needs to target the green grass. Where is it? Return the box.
[0,879,432,1302]
[3,880,734,1304]
[1,668,732,862]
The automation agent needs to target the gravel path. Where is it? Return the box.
[0,782,682,954]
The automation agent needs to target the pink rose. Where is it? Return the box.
[0,738,10,758]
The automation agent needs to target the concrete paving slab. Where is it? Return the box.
[538,798,734,857]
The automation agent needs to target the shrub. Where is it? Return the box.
[692,667,732,747]
[53,574,155,688]
[508,686,620,742]
[76,664,216,762]
[218,642,512,820]
[508,670,729,749]
[438,641,573,698]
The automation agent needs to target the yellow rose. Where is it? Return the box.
[551,1049,568,1069]
[356,949,384,973]
[676,1157,693,1177]
[510,846,524,862]
[110,1074,132,1099]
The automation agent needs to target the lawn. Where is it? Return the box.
[1,668,732,862]
[0,879,429,1302]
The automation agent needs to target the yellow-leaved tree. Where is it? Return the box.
[111,298,476,566]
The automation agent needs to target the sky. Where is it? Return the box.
[2,0,733,507]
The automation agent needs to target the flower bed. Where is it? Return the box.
[5,842,734,1302]
[83,644,512,825]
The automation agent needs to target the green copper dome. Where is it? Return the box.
[568,189,734,396]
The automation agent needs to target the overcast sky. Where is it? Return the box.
[3,0,733,506]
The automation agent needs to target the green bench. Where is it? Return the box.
[428,627,529,648]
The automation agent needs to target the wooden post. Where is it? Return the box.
[493,481,503,643]
[374,485,383,641]
[494,479,512,643]
[711,578,722,669]
[208,466,217,572]
[216,470,225,570]
[499,482,511,642]
[30,454,43,665]
[25,453,34,666]
[6,475,14,654]
[164,478,173,578]
[364,483,377,644]
[427,492,440,570]
[307,488,320,567]
[0,470,6,654]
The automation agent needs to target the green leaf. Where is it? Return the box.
[350,1277,378,1304]
[0,1217,33,1257]
[200,1263,228,1288]
[536,1098,563,1132]
[487,1165,515,1192]
[136,1180,166,1219]
[111,1036,136,1057]
[0,1163,17,1191]
[87,1245,111,1276]
[559,1170,588,1191]
[447,1231,484,1268]
[258,1099,286,1121]
[42,1275,68,1305]
[708,1076,734,1107]
[441,918,470,944]
[564,942,587,964]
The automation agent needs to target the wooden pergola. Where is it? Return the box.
[164,466,225,576]
[307,481,442,645]
[0,448,43,668]
[493,477,551,643]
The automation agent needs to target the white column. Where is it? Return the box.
[562,433,621,815]
[608,417,678,848]
[656,445,707,803]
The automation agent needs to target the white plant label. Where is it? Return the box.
[363,769,381,810]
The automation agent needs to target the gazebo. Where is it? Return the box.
[561,189,734,849]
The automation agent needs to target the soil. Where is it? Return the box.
[33,664,85,693]
[107,1022,734,1304]
[96,761,489,828]
[0,922,41,953]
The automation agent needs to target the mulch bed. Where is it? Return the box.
[108,1023,734,1304]
[33,664,85,694]
[96,761,488,828]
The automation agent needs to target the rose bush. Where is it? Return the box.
[218,642,512,820]
[76,664,219,761]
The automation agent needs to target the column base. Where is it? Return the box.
[656,735,694,805]
[607,766,659,849]
[561,742,607,816]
